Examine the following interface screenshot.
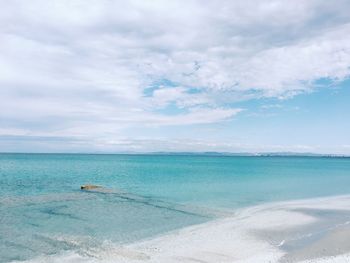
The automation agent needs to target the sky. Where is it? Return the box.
[0,0,350,154]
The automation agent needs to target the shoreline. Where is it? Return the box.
[127,195,350,263]
[14,195,350,263]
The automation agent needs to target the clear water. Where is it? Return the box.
[1,153,350,262]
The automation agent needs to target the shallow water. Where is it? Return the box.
[1,153,350,262]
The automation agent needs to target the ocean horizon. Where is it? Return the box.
[2,152,350,157]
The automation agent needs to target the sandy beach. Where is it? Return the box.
[16,195,350,263]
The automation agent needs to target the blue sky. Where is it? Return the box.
[0,0,350,154]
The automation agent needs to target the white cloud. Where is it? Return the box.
[261,104,282,109]
[140,107,242,126]
[0,0,350,151]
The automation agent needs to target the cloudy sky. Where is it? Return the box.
[1,0,350,154]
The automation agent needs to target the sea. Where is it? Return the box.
[1,153,350,262]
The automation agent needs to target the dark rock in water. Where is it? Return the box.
[80,185,101,190]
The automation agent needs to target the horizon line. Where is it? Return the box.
[0,151,349,157]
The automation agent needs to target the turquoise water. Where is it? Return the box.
[1,153,350,262]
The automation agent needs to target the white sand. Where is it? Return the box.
[15,195,350,263]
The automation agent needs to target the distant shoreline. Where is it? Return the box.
[0,151,349,158]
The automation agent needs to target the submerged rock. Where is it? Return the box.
[80,185,101,190]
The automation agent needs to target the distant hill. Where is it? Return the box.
[142,152,350,158]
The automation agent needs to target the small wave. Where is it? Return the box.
[11,234,150,263]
